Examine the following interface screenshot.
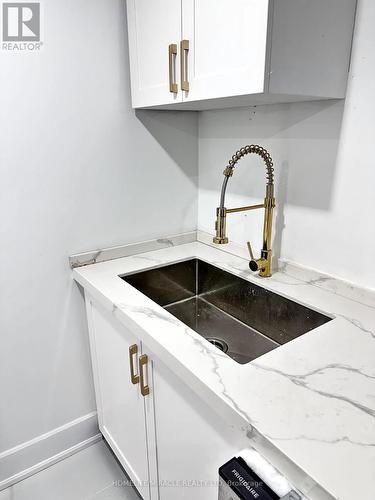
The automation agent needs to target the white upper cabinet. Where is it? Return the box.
[126,0,357,110]
[126,0,182,107]
[181,0,270,103]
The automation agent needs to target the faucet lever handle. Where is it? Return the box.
[246,241,255,260]
[247,241,262,272]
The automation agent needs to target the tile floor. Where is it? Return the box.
[0,440,141,500]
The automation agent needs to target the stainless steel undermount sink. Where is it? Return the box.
[121,259,331,365]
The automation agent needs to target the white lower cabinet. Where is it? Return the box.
[85,296,248,500]
[151,359,248,500]
[86,299,151,500]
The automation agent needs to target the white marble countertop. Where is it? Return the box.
[73,242,375,500]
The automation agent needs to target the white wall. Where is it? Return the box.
[0,0,197,468]
[198,0,375,291]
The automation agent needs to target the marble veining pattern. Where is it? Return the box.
[197,230,375,309]
[73,242,375,500]
[69,231,197,268]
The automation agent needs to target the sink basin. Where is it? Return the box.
[121,259,331,364]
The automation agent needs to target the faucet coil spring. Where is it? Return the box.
[224,144,274,185]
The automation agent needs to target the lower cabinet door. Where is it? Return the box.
[150,358,249,500]
[89,302,151,500]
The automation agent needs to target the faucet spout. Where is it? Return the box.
[213,145,275,277]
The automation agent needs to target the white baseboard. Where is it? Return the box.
[0,412,101,491]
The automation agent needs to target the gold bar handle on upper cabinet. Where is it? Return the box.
[168,43,178,93]
[180,39,190,91]
[129,344,139,385]
[139,354,150,397]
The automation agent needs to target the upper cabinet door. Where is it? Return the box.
[181,0,270,102]
[127,0,183,107]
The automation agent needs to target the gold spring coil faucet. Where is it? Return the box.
[213,145,275,278]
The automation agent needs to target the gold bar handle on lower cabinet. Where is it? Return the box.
[129,344,139,385]
[139,354,150,397]
[180,39,189,91]
[168,43,178,93]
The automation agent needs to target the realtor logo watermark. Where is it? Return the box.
[2,2,43,51]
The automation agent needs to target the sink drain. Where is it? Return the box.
[207,337,229,353]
